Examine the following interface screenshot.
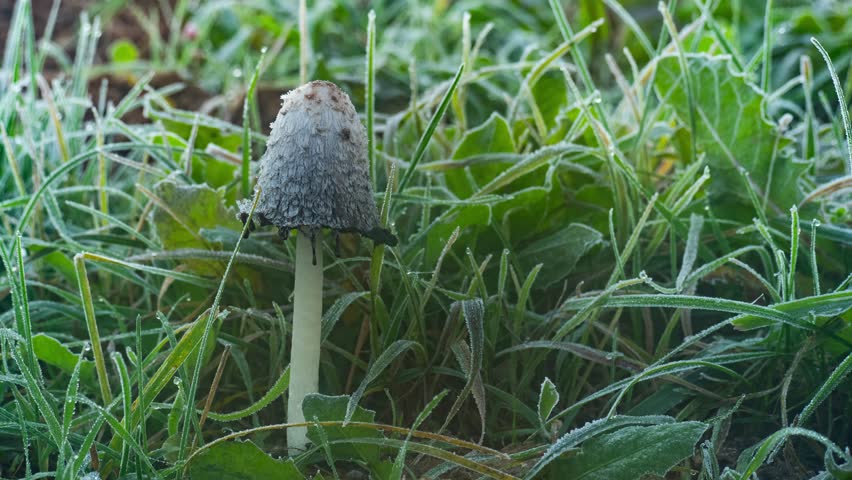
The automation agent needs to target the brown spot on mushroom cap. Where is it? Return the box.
[238,80,397,247]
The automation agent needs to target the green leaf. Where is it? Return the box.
[550,422,708,480]
[625,383,688,417]
[189,440,304,479]
[453,113,516,159]
[731,290,852,330]
[538,377,559,425]
[304,394,383,467]
[531,70,569,131]
[519,223,603,287]
[525,415,679,479]
[32,334,94,383]
[203,367,290,422]
[654,54,809,214]
[109,40,139,64]
[31,247,76,285]
[426,203,491,265]
[446,113,516,198]
[152,178,241,275]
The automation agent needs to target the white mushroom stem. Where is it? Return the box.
[287,230,323,454]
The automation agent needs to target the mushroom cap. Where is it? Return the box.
[238,80,396,246]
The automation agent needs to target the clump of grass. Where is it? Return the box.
[1,0,850,478]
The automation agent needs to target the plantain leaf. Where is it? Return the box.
[189,440,304,479]
[446,113,516,199]
[304,394,383,468]
[547,421,708,480]
[654,53,809,216]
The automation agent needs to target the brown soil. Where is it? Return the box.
[0,0,242,124]
[0,0,87,50]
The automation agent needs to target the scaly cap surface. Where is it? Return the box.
[238,80,396,246]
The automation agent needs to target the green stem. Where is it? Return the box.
[74,254,112,404]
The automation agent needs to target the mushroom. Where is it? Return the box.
[237,80,396,454]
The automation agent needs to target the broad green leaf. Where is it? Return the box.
[150,134,238,189]
[538,377,559,425]
[304,394,383,468]
[31,247,76,285]
[531,69,569,132]
[152,178,241,275]
[625,383,688,416]
[453,114,515,159]
[446,113,516,198]
[496,167,575,243]
[654,54,809,215]
[519,223,603,287]
[549,421,708,480]
[426,203,491,264]
[32,334,94,383]
[189,440,304,479]
[525,415,680,479]
[191,154,239,191]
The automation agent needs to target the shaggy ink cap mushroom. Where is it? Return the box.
[237,80,397,254]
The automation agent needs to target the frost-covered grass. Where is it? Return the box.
[0,0,850,478]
